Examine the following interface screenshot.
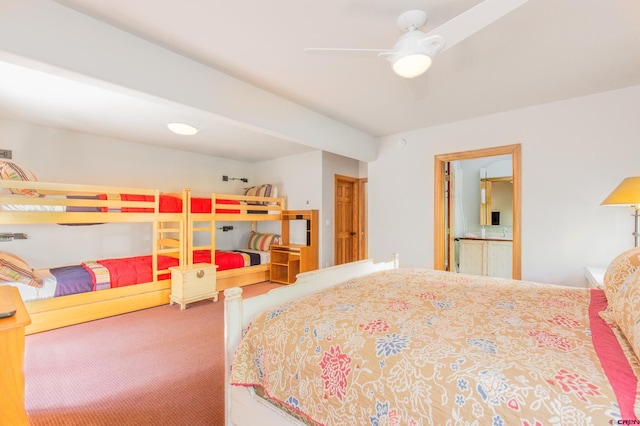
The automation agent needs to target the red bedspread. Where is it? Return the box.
[96,194,183,213]
[94,250,211,287]
[116,194,241,213]
[96,255,177,287]
[93,194,238,213]
[189,197,241,214]
[214,250,246,271]
[91,249,249,289]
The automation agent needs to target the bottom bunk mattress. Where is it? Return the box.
[215,249,269,271]
[230,268,640,425]
[5,248,269,303]
[7,254,186,302]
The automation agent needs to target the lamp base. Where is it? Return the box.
[634,208,639,248]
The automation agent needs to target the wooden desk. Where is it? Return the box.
[0,285,31,425]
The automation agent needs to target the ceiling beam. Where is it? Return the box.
[0,0,378,161]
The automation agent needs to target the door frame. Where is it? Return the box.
[434,144,521,279]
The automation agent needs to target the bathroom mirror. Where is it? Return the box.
[480,159,513,226]
[481,179,513,226]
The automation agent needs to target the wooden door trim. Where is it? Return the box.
[434,144,521,279]
[358,178,368,260]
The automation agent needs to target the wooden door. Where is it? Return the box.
[335,175,359,265]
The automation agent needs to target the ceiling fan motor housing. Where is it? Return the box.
[397,10,428,32]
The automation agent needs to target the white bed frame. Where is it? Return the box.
[223,254,399,426]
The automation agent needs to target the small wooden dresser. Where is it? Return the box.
[0,285,31,425]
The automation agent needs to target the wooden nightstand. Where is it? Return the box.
[270,245,302,284]
[0,285,31,425]
[585,266,606,289]
[169,263,218,310]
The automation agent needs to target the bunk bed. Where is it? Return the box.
[0,176,187,334]
[184,186,285,291]
[225,253,640,425]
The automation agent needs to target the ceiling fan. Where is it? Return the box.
[305,0,530,79]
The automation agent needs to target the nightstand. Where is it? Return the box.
[169,263,218,309]
[270,245,303,284]
[585,266,606,289]
[0,286,31,425]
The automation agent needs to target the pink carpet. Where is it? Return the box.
[24,281,281,425]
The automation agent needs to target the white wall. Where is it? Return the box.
[369,85,640,287]
[253,151,361,268]
[0,118,257,267]
[321,151,361,268]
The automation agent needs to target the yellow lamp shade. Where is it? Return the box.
[601,177,640,208]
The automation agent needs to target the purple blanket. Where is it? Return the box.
[50,265,94,297]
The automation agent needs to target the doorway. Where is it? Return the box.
[434,144,521,279]
[334,175,367,265]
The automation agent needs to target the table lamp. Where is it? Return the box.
[601,176,640,247]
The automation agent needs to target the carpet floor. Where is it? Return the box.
[24,281,281,426]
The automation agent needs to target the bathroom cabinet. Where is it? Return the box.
[458,238,513,279]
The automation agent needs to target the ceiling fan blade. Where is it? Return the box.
[304,47,391,56]
[426,0,530,53]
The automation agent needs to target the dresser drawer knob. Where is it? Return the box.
[196,270,205,278]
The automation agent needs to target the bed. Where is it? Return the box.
[224,251,640,425]
[184,185,285,291]
[0,166,188,334]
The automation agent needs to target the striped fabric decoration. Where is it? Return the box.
[247,232,281,251]
[0,161,42,197]
[83,261,112,291]
[0,251,41,287]
[105,194,122,212]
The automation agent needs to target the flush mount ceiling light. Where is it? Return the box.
[167,122,198,136]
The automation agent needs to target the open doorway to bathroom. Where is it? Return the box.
[434,144,521,279]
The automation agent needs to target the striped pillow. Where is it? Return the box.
[0,251,42,288]
[0,161,42,197]
[243,184,277,205]
[247,232,281,251]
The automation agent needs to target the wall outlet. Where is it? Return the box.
[0,149,12,159]
[222,175,229,181]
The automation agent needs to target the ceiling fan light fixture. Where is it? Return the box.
[392,53,432,78]
[167,122,199,136]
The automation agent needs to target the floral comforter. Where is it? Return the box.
[230,268,639,425]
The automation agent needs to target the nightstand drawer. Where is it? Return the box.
[170,263,218,309]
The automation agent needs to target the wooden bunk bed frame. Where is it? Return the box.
[185,190,285,291]
[0,180,186,334]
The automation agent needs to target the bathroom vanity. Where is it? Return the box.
[458,237,513,278]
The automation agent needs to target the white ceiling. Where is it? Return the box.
[1,0,639,162]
